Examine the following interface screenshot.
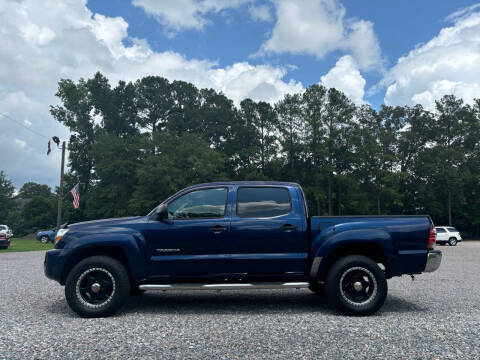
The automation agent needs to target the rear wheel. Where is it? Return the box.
[448,237,457,246]
[325,255,387,316]
[65,256,130,318]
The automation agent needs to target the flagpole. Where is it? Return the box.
[56,141,66,229]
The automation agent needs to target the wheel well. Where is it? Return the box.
[318,242,391,280]
[60,246,132,285]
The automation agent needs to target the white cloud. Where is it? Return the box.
[249,4,272,22]
[382,7,480,110]
[14,138,27,149]
[0,0,302,189]
[320,55,366,104]
[257,0,383,72]
[132,0,252,34]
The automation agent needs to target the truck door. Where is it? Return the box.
[228,186,308,278]
[145,186,231,280]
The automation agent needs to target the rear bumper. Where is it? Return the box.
[0,239,10,248]
[424,250,442,272]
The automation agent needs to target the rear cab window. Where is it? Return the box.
[236,187,291,218]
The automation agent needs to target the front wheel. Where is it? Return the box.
[40,236,49,244]
[448,237,457,246]
[65,256,130,318]
[325,255,387,316]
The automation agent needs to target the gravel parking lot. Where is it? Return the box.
[1,243,479,359]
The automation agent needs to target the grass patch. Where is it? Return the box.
[0,238,54,253]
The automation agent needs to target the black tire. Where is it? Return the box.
[308,281,326,296]
[40,236,49,244]
[65,256,130,318]
[448,237,457,246]
[325,255,387,316]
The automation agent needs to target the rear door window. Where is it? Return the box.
[435,228,446,233]
[237,187,291,218]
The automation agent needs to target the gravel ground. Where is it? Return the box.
[0,243,479,359]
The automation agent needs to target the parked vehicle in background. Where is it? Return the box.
[0,225,13,238]
[44,181,442,318]
[36,228,57,244]
[0,232,11,249]
[435,226,462,246]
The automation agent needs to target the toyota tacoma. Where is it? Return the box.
[44,182,442,317]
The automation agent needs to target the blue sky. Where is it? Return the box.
[87,0,479,108]
[1,0,480,189]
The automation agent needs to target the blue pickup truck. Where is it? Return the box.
[44,181,441,318]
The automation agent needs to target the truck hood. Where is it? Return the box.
[67,216,147,231]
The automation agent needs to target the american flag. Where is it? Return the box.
[70,183,80,209]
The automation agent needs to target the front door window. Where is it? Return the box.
[167,187,228,220]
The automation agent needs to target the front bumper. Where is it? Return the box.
[44,249,68,283]
[424,250,442,272]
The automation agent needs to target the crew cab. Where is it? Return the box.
[44,182,442,318]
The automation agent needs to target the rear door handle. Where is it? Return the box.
[209,225,228,234]
[280,224,297,231]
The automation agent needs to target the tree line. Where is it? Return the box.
[1,72,480,238]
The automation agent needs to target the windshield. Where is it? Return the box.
[0,225,6,230]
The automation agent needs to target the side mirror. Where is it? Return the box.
[154,204,170,222]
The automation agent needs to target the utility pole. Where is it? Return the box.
[56,141,66,229]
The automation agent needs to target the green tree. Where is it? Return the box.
[129,133,227,214]
[17,182,52,199]
[50,77,95,210]
[20,196,56,234]
[276,93,304,181]
[0,171,15,223]
[433,95,468,225]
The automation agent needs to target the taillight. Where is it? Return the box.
[428,226,436,249]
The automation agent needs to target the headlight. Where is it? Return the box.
[55,229,69,244]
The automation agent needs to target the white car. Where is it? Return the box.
[0,224,13,238]
[435,226,462,246]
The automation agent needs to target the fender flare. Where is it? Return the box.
[310,228,393,279]
[61,231,147,283]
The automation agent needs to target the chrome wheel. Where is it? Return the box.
[449,238,457,246]
[339,266,377,306]
[75,267,116,308]
[40,236,49,244]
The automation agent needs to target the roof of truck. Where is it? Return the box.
[186,181,301,189]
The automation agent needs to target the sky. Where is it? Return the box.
[1,0,480,190]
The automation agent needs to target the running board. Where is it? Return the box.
[139,282,309,291]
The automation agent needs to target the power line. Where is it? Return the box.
[0,112,50,140]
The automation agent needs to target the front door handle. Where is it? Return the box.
[209,225,228,234]
[280,224,297,231]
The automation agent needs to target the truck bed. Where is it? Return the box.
[309,215,433,277]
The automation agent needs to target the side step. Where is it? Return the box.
[139,282,309,291]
